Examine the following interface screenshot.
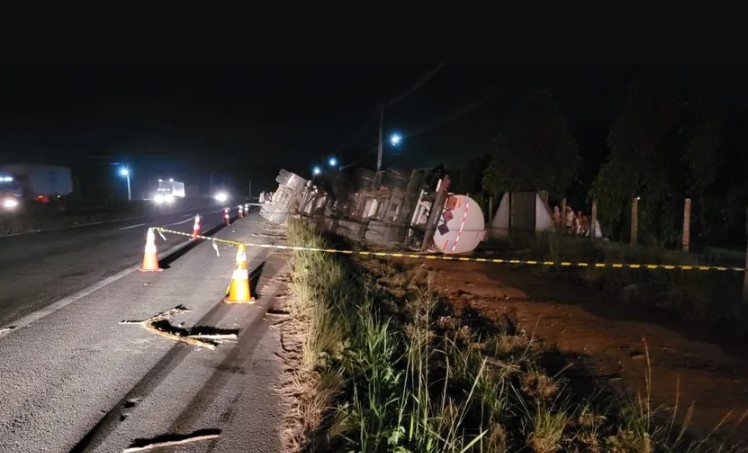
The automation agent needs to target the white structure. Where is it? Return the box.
[491,191,603,237]
[491,192,555,232]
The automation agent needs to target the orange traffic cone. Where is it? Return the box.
[224,245,253,303]
[223,208,230,225]
[191,214,202,241]
[139,228,163,272]
[238,205,244,218]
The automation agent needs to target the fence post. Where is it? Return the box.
[590,199,598,238]
[631,197,639,246]
[682,198,691,252]
[488,196,494,225]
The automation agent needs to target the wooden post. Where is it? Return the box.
[590,199,598,238]
[508,192,513,230]
[631,197,639,246]
[682,198,691,252]
[488,195,494,225]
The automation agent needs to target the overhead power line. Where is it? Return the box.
[336,63,447,150]
[340,84,507,169]
[385,63,446,107]
[329,63,448,169]
[376,63,447,170]
[336,106,380,150]
[405,85,507,138]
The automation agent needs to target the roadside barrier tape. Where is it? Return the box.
[152,227,746,272]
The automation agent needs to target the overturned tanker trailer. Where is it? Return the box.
[259,169,308,224]
[263,166,486,254]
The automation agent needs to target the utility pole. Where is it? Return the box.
[248,180,252,200]
[124,162,131,202]
[377,104,384,171]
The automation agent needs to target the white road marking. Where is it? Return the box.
[0,240,191,340]
[167,208,225,226]
[119,223,147,230]
[0,206,224,239]
[166,217,197,227]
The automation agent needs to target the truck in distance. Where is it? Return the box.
[153,178,186,205]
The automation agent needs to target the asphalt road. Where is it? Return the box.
[0,211,287,452]
[0,205,227,327]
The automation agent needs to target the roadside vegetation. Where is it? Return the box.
[482,232,746,336]
[286,219,743,452]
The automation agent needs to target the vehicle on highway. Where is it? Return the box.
[0,164,73,212]
[153,178,186,205]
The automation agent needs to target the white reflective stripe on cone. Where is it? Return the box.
[232,269,249,280]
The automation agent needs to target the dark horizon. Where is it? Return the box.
[3,63,748,197]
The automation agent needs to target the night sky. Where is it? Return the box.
[2,63,747,199]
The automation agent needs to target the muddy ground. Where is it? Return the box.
[378,258,748,444]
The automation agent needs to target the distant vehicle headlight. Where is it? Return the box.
[154,194,164,204]
[165,194,175,203]
[2,198,19,210]
[215,192,228,202]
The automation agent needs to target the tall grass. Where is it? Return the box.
[286,219,744,452]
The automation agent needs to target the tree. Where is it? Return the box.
[454,154,492,215]
[455,154,491,195]
[589,68,722,244]
[482,89,579,197]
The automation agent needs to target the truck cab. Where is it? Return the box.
[153,179,186,205]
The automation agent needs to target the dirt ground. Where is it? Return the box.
[403,259,748,444]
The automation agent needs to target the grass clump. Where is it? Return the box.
[285,219,744,452]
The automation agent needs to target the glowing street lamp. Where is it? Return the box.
[390,133,403,147]
[312,165,322,176]
[119,166,131,201]
[328,157,338,167]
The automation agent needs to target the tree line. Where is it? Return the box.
[473,67,748,249]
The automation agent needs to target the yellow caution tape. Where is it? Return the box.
[153,227,746,272]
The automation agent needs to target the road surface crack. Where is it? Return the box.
[119,305,239,350]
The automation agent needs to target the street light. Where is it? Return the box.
[390,133,403,147]
[312,165,322,176]
[328,157,338,167]
[119,167,131,201]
